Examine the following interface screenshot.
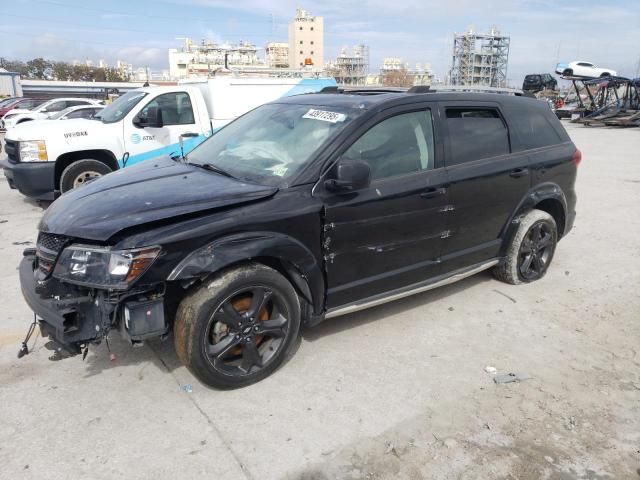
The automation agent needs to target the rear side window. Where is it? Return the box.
[445,108,510,166]
[507,106,563,150]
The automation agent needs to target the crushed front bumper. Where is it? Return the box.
[19,251,168,354]
[19,252,106,354]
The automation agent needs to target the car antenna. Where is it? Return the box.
[121,152,130,168]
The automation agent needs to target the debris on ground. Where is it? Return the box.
[484,366,497,374]
[443,438,458,449]
[181,384,193,393]
[12,241,32,245]
[493,289,517,303]
[494,372,532,384]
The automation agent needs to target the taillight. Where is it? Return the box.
[572,148,582,166]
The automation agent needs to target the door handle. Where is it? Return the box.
[420,187,447,199]
[509,167,529,178]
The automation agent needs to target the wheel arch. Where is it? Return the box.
[168,231,325,320]
[55,150,119,190]
[500,183,569,255]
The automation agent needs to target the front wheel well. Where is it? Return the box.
[55,150,119,190]
[534,198,566,237]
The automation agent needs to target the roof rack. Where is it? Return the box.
[318,85,524,96]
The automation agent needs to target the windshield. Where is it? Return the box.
[0,98,16,108]
[96,90,147,123]
[186,103,356,186]
[49,107,74,120]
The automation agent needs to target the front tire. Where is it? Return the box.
[562,69,573,77]
[60,159,112,193]
[493,209,558,285]
[174,263,301,389]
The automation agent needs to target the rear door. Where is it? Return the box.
[438,102,531,272]
[123,91,199,165]
[321,105,449,308]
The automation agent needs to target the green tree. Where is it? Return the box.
[26,58,52,79]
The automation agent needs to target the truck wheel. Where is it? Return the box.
[174,263,301,389]
[493,209,558,285]
[599,72,611,77]
[60,159,112,193]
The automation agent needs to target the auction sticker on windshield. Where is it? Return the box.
[302,109,347,123]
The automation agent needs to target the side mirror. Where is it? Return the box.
[324,160,371,192]
[134,106,163,128]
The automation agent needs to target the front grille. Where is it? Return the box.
[36,232,68,276]
[4,139,19,162]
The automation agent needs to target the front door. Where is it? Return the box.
[322,107,449,308]
[123,91,199,166]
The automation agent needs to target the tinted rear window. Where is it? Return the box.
[445,108,510,166]
[505,104,564,150]
[524,75,541,83]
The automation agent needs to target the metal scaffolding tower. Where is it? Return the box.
[449,26,510,87]
[326,45,370,86]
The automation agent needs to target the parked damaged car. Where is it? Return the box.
[19,90,579,388]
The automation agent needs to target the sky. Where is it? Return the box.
[1,0,639,84]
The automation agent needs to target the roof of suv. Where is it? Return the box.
[277,90,546,111]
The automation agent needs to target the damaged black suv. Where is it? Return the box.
[19,89,579,388]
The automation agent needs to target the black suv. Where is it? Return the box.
[523,74,558,93]
[19,90,579,388]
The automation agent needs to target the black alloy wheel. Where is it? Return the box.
[518,221,554,281]
[205,287,290,376]
[174,263,301,389]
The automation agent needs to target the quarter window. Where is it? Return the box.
[140,92,194,125]
[341,110,435,181]
[445,108,509,165]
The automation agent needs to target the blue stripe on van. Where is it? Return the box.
[121,134,207,167]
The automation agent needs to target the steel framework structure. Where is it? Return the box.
[450,27,510,87]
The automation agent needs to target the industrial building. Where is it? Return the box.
[288,8,324,68]
[168,38,263,79]
[325,45,370,86]
[362,58,434,87]
[449,26,510,87]
[265,42,289,69]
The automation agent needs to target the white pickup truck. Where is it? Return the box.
[2,75,336,200]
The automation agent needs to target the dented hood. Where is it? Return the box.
[39,157,277,241]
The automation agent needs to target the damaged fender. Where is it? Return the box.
[168,231,325,317]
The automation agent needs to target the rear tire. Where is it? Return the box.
[493,209,557,285]
[600,72,611,77]
[174,263,301,389]
[59,159,112,193]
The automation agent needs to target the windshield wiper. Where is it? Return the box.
[186,162,237,179]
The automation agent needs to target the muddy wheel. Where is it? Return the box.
[174,263,301,389]
[60,159,112,193]
[493,209,558,285]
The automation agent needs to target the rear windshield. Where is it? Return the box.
[524,75,541,83]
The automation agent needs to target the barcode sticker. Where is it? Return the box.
[302,109,347,123]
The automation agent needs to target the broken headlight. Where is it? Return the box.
[53,245,161,289]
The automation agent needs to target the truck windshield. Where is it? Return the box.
[186,103,355,186]
[96,91,147,123]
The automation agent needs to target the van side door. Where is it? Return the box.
[438,101,531,273]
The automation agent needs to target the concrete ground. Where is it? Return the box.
[0,123,638,480]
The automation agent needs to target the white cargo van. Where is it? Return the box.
[2,74,336,200]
